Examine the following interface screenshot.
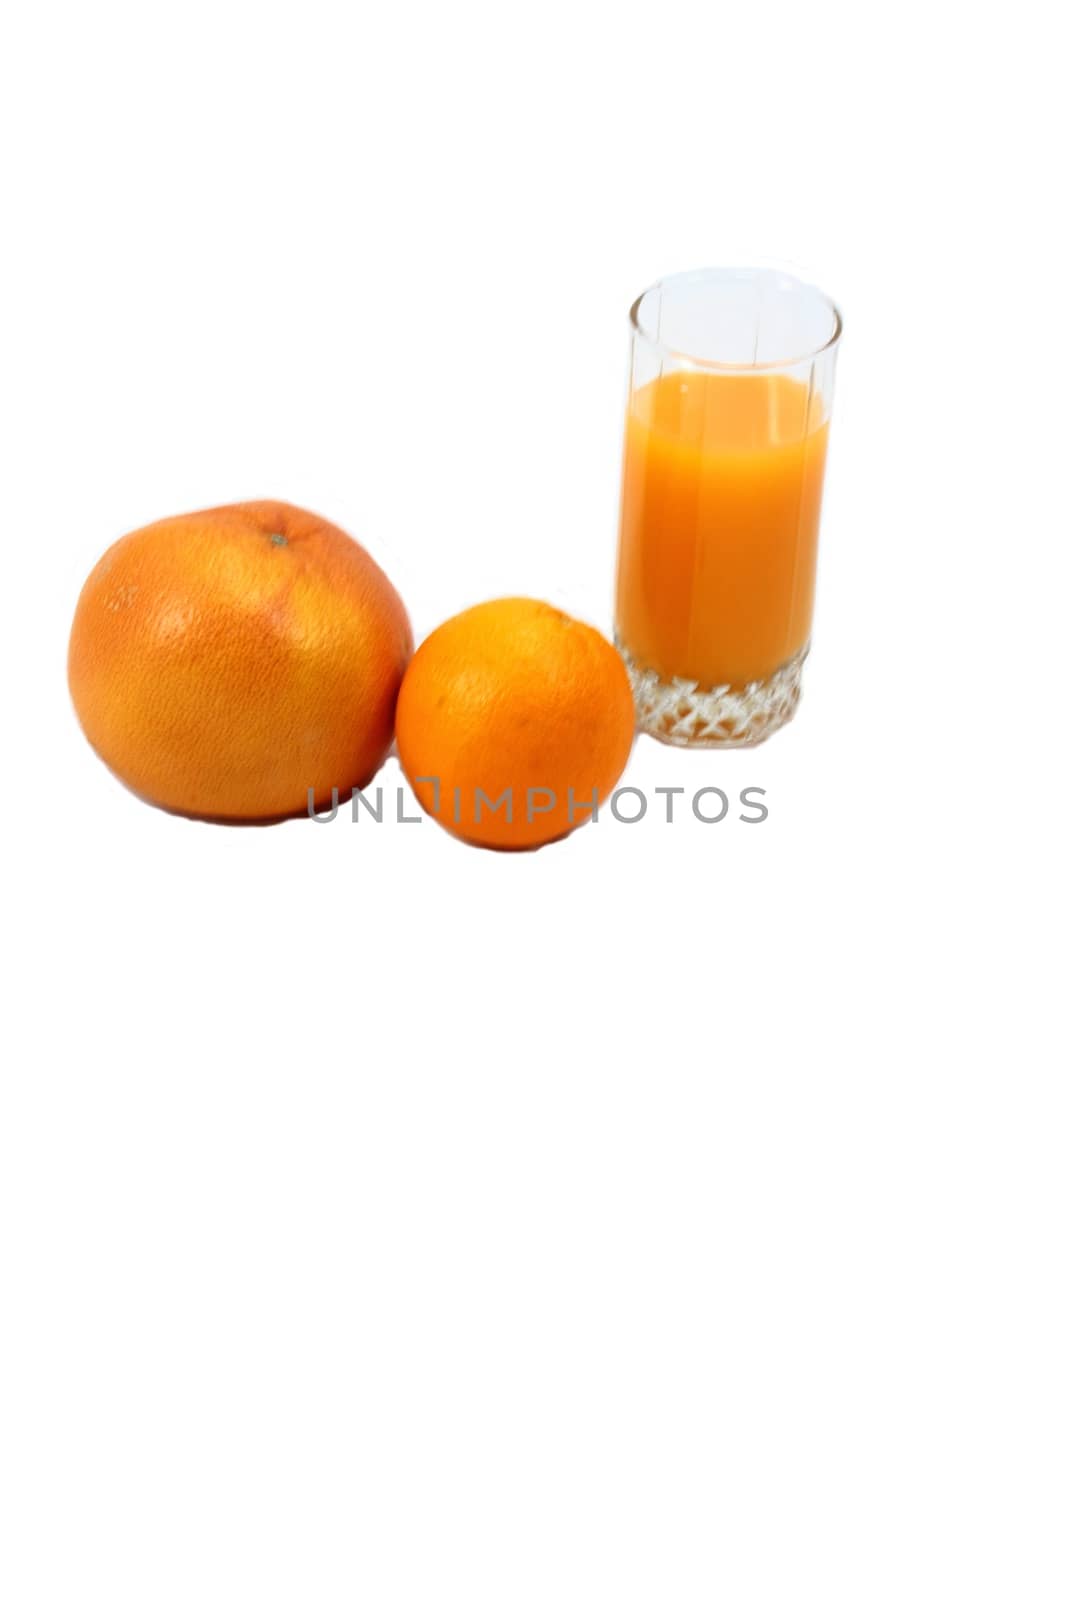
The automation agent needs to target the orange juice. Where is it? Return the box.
[615,369,830,689]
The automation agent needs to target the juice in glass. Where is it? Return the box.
[614,270,840,746]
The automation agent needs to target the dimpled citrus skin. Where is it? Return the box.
[68,501,412,821]
[395,597,635,850]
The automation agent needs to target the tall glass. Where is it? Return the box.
[615,268,841,746]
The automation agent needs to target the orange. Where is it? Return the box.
[69,500,411,821]
[395,598,634,850]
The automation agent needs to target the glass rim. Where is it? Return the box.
[629,266,843,374]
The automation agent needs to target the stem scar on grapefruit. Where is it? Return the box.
[395,597,635,850]
[68,501,412,822]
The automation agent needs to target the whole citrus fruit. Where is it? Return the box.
[395,597,634,850]
[69,501,411,821]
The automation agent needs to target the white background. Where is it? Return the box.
[2,2,1064,1595]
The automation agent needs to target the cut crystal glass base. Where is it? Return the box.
[617,642,809,749]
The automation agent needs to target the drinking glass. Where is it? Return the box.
[614,268,841,746]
